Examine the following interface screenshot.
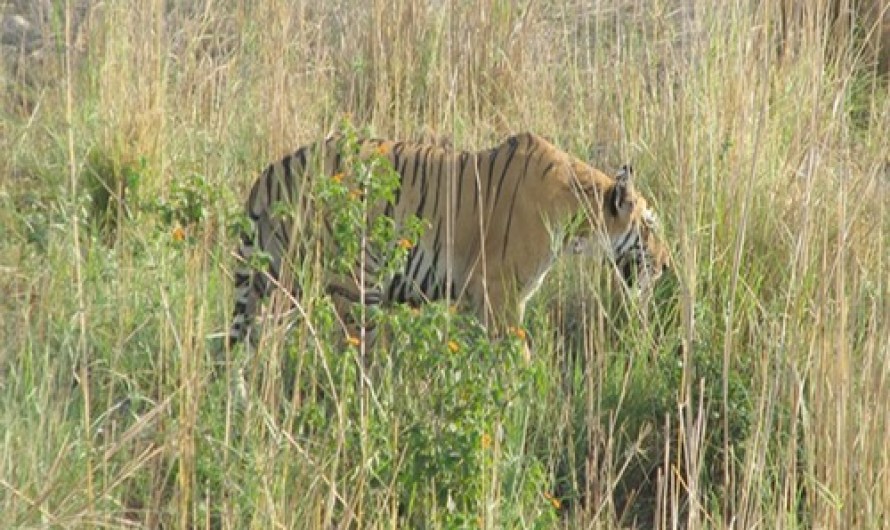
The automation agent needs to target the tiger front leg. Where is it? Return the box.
[466,276,532,362]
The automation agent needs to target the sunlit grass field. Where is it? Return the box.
[1,1,889,528]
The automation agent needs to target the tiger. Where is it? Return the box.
[228,131,669,346]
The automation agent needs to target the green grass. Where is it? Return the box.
[2,0,889,528]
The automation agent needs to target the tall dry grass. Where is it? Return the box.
[1,0,889,528]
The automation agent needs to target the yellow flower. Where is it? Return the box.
[376,144,391,155]
[481,433,492,449]
[543,492,561,510]
[447,340,459,353]
[346,336,361,347]
[172,226,186,242]
[331,172,345,184]
[349,188,363,201]
[397,238,413,250]
[508,326,527,341]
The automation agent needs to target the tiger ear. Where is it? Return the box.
[613,165,635,213]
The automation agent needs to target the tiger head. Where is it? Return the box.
[567,164,670,293]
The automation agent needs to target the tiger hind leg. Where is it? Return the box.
[228,258,304,348]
